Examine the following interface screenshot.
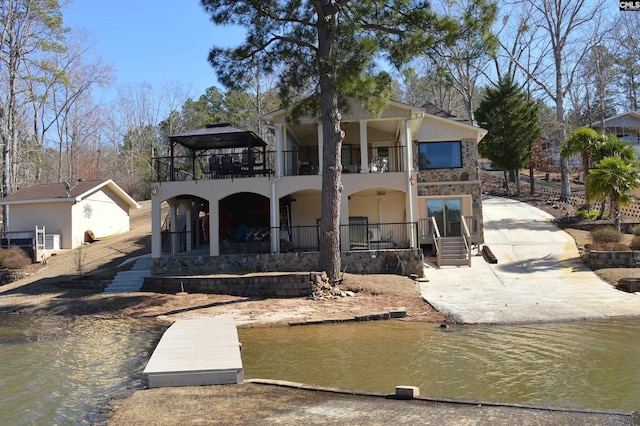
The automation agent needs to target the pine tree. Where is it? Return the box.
[475,77,541,195]
[199,0,478,282]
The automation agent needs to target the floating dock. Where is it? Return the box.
[144,316,243,388]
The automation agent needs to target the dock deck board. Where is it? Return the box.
[144,316,243,388]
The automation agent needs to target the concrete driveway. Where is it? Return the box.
[420,196,640,324]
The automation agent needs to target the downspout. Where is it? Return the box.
[405,113,424,248]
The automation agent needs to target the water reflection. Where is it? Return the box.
[0,314,164,425]
[239,319,640,411]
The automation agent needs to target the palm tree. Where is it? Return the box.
[560,128,601,205]
[587,156,640,231]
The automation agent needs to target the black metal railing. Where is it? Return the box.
[154,150,275,182]
[279,145,406,176]
[160,230,210,257]
[161,222,417,256]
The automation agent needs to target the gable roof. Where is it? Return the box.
[592,111,640,130]
[0,179,140,208]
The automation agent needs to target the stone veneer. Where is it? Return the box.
[151,249,424,278]
[142,272,314,297]
[585,251,640,269]
[413,138,483,240]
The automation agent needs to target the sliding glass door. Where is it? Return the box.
[427,199,462,237]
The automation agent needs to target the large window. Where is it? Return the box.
[419,141,462,169]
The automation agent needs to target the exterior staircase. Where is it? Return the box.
[103,255,151,294]
[437,237,470,266]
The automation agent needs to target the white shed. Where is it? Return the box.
[0,179,140,250]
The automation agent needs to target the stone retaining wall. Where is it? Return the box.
[585,251,640,269]
[0,269,26,284]
[151,249,424,278]
[142,272,314,297]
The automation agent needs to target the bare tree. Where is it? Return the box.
[611,12,640,112]
[0,0,67,201]
[497,0,608,201]
[429,0,498,122]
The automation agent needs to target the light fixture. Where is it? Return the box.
[410,175,417,185]
[151,185,158,196]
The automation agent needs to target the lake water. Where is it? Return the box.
[0,314,164,425]
[239,319,640,412]
[2,314,639,424]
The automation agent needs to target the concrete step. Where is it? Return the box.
[104,258,150,293]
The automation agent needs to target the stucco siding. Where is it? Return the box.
[72,188,132,248]
[7,202,73,248]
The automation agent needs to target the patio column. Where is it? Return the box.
[405,116,420,248]
[317,123,323,175]
[274,124,283,177]
[181,201,193,252]
[210,201,220,256]
[168,200,178,256]
[359,120,369,173]
[151,196,161,258]
[339,193,350,252]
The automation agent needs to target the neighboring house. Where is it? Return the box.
[0,179,140,255]
[592,111,640,156]
[150,100,487,275]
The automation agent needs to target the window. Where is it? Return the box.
[419,141,462,169]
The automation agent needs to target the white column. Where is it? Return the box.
[169,200,178,256]
[151,196,161,258]
[405,119,416,248]
[360,120,369,173]
[317,123,323,175]
[183,201,192,252]
[210,201,220,256]
[340,193,350,252]
[275,124,283,177]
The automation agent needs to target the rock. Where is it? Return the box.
[344,290,356,297]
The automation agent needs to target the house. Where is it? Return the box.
[150,100,487,276]
[592,111,640,156]
[0,179,140,258]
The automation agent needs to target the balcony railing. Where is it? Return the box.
[154,150,275,182]
[161,222,417,256]
[280,145,406,176]
[153,145,408,182]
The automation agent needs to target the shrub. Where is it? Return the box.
[576,209,599,219]
[631,224,640,236]
[0,246,31,269]
[591,227,623,244]
[589,242,631,252]
[631,236,640,251]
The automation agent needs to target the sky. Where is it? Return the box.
[62,0,245,100]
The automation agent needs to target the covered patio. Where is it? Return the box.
[154,123,272,182]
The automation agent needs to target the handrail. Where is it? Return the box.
[430,216,441,266]
[461,217,472,266]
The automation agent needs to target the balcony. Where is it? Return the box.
[154,149,275,182]
[153,144,407,182]
[281,145,406,176]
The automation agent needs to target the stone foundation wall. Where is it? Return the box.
[151,249,424,278]
[0,269,26,284]
[142,272,314,297]
[585,251,640,269]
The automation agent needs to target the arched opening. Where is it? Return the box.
[219,192,271,254]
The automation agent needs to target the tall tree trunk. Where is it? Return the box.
[317,1,343,283]
[529,164,535,195]
[555,48,571,202]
